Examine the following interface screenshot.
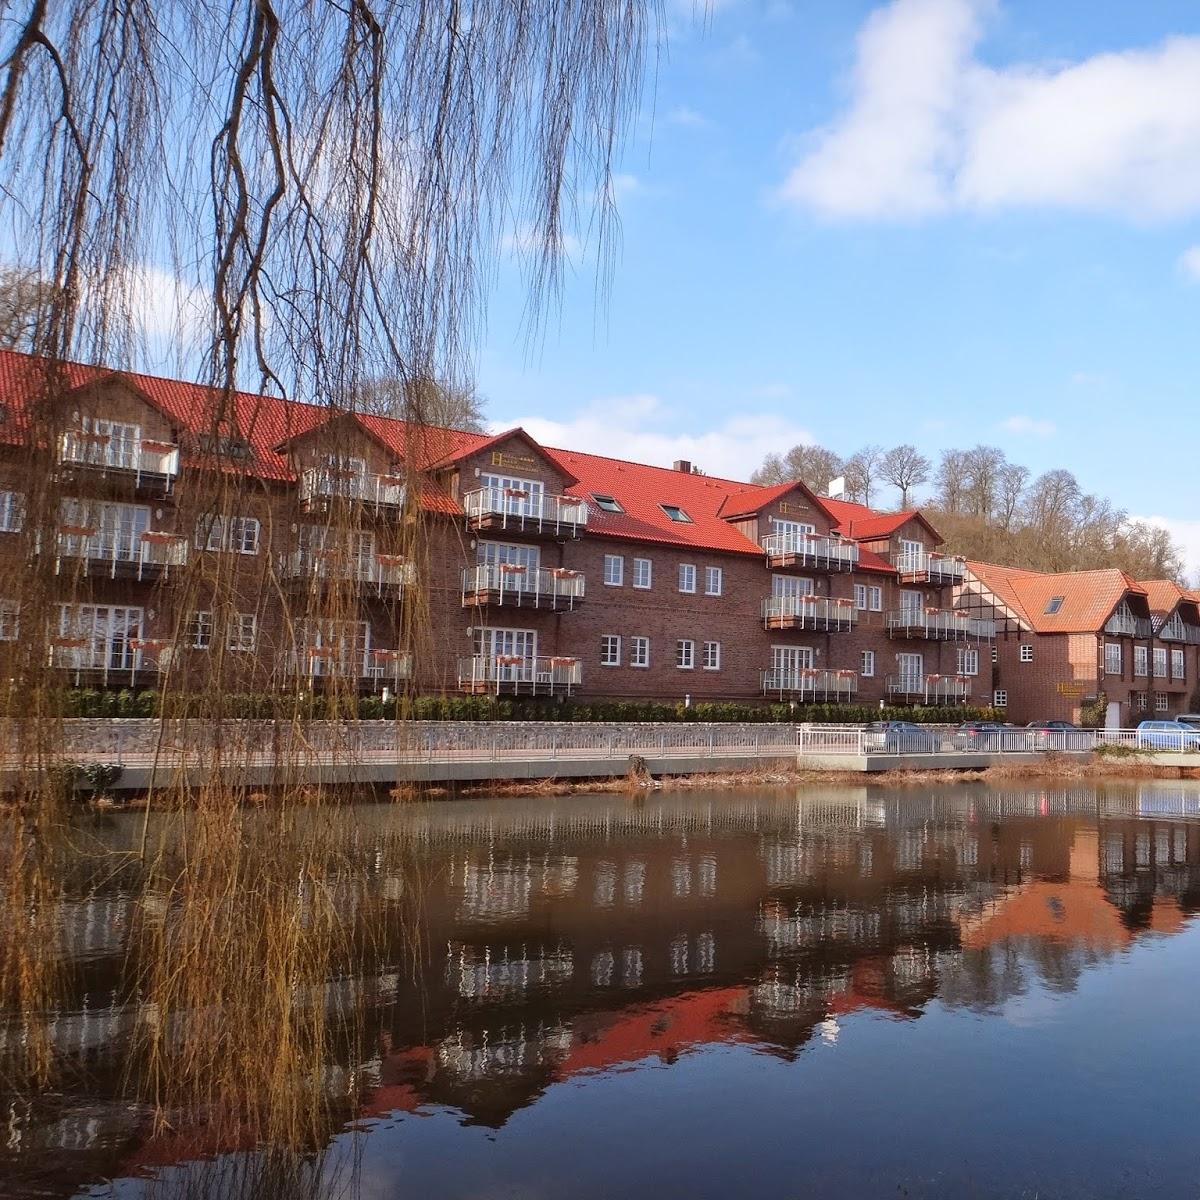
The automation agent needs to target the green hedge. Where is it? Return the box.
[49,688,996,725]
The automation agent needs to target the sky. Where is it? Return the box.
[474,0,1200,568]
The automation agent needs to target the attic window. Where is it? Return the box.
[591,493,624,514]
[660,504,692,523]
[1044,596,1065,614]
[198,432,252,460]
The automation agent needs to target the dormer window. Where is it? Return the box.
[591,493,624,514]
[660,504,692,523]
[1044,596,1064,614]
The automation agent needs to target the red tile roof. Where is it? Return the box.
[815,495,940,543]
[967,560,1146,633]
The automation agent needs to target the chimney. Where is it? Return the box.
[673,459,693,474]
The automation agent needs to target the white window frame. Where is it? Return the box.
[188,611,214,650]
[1153,647,1168,679]
[0,491,23,533]
[678,563,697,594]
[632,557,652,590]
[603,554,624,587]
[861,650,875,678]
[227,612,258,652]
[196,514,261,555]
[1171,648,1186,680]
[1155,692,1170,713]
[600,634,622,667]
[702,640,721,671]
[704,566,723,597]
[1134,692,1147,712]
[676,639,695,670]
[1019,644,1034,663]
[1134,645,1148,677]
[854,584,868,610]
[1104,642,1122,676]
[993,689,1008,708]
[868,586,883,612]
[630,636,650,669]
[958,647,979,676]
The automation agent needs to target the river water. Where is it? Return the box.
[8,780,1200,1199]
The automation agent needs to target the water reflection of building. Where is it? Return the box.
[10,784,1200,1195]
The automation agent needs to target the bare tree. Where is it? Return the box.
[751,443,844,492]
[996,463,1029,530]
[879,444,930,508]
[962,445,1008,520]
[0,268,53,350]
[353,375,487,432]
[933,449,970,513]
[844,444,885,507]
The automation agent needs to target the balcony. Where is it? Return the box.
[50,636,173,683]
[762,595,856,633]
[761,532,858,572]
[298,467,406,511]
[286,647,412,684]
[1104,611,1154,638]
[457,653,581,696]
[761,668,858,701]
[463,487,588,539]
[886,608,995,642]
[279,547,415,597]
[886,674,970,704]
[895,551,965,585]
[58,431,179,489]
[1157,618,1200,644]
[462,563,584,612]
[54,528,188,580]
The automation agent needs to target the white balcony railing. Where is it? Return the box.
[1104,611,1154,638]
[462,563,585,608]
[462,487,589,536]
[286,648,412,682]
[761,595,856,631]
[59,431,179,480]
[55,529,188,579]
[279,547,415,591]
[50,638,173,677]
[1158,620,1200,645]
[886,609,995,640]
[885,674,970,703]
[457,654,582,695]
[894,550,965,584]
[298,467,406,509]
[761,532,858,570]
[760,668,858,700]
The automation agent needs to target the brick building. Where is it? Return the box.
[1,343,1195,727]
[957,563,1200,726]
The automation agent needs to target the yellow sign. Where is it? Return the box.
[776,500,810,516]
[1056,682,1085,696]
[491,450,538,473]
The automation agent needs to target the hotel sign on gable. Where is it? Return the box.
[491,450,539,474]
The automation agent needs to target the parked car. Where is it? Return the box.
[1175,713,1200,731]
[1136,720,1200,750]
[863,721,943,754]
[953,720,1010,751]
[1025,720,1091,751]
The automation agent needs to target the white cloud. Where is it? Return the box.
[998,414,1055,437]
[666,105,710,128]
[1134,515,1200,578]
[1179,245,1200,281]
[778,0,1200,221]
[492,393,814,481]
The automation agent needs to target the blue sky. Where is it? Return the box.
[478,0,1200,565]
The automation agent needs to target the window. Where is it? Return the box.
[0,598,18,641]
[1154,647,1168,679]
[1104,642,1122,676]
[632,557,652,589]
[899,589,923,614]
[603,554,624,586]
[188,611,214,650]
[676,639,695,670]
[1134,646,1149,677]
[1019,644,1034,663]
[1172,649,1185,680]
[228,613,257,652]
[600,634,622,667]
[854,584,868,610]
[861,650,875,677]
[1045,596,1065,614]
[991,646,998,664]
[1156,693,1170,713]
[702,641,721,670]
[772,575,814,599]
[957,648,979,676]
[630,636,650,668]
[993,690,1008,708]
[591,493,624,514]
[705,566,723,596]
[868,586,883,612]
[660,504,692,523]
[0,491,23,533]
[678,563,697,593]
[196,514,260,555]
[1134,692,1147,712]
